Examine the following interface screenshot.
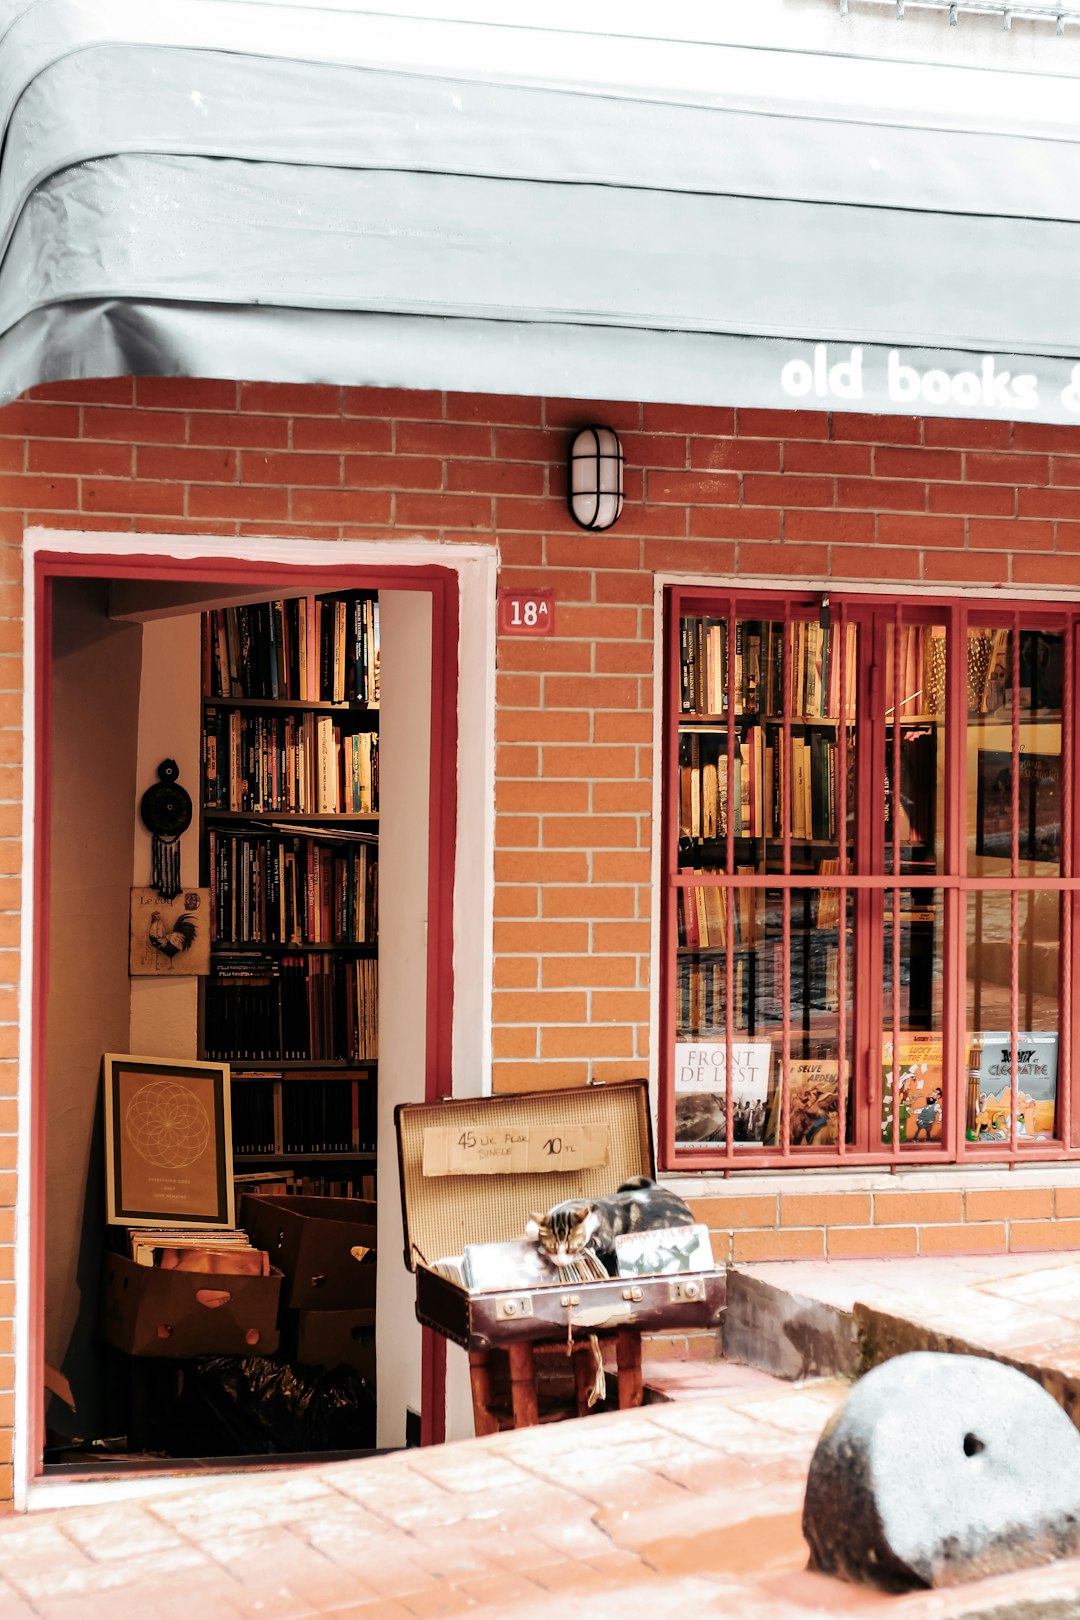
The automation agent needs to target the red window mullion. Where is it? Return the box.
[857,613,885,1155]
[780,600,793,1158]
[661,588,686,1167]
[1009,612,1022,1156]
[945,602,967,1161]
[889,603,903,1161]
[837,600,850,1157]
[1064,620,1077,1150]
[724,598,736,1155]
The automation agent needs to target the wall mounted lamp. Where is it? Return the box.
[567,425,624,531]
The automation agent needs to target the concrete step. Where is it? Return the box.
[641,1357,792,1402]
[722,1252,1080,1424]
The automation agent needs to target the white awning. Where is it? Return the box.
[5,2,1080,418]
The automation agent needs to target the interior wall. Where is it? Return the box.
[45,579,142,1437]
[375,589,432,1450]
[128,613,202,1056]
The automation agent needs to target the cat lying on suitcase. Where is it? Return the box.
[525,1177,694,1275]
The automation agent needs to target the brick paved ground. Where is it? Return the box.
[8,1254,1080,1619]
[3,1371,1080,1620]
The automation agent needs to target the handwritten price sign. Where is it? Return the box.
[497,589,555,637]
[422,1123,609,1177]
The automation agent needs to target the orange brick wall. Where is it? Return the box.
[689,1184,1080,1264]
[2,377,1080,1496]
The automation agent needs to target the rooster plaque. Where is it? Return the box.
[129,886,210,976]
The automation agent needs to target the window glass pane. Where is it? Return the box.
[673,874,767,1146]
[759,885,855,1147]
[879,888,945,1147]
[964,888,1060,1136]
[967,627,1063,876]
[883,621,946,877]
[966,889,1059,1034]
[673,878,854,1148]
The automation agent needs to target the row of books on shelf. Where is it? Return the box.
[677,873,761,949]
[209,829,378,946]
[204,952,378,1062]
[680,726,850,843]
[230,1074,376,1155]
[204,707,379,815]
[203,595,380,706]
[680,614,951,723]
[676,940,841,1032]
[680,616,859,719]
[233,1171,377,1198]
[677,874,939,952]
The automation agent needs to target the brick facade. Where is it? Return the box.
[3,376,1080,1499]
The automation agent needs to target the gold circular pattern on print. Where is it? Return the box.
[125,1079,211,1168]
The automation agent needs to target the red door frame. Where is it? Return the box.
[28,548,460,1478]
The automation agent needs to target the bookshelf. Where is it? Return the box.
[200,593,379,1199]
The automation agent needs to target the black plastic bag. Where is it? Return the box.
[163,1354,376,1456]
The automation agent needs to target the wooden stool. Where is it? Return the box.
[468,1327,644,1433]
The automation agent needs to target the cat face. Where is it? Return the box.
[526,1201,598,1269]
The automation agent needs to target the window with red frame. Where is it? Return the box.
[660,589,1078,1169]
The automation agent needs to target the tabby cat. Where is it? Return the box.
[525,1177,695,1274]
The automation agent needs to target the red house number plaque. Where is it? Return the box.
[498,588,555,637]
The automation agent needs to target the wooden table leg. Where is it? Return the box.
[468,1350,500,1436]
[573,1344,595,1417]
[616,1328,644,1410]
[507,1341,540,1428]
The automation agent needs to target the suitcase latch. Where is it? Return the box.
[495,1294,533,1321]
[622,1286,644,1303]
[669,1277,705,1303]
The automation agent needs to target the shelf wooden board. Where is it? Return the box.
[233,1152,377,1165]
[680,713,845,728]
[203,694,379,716]
[213,942,377,955]
[204,810,378,823]
[226,1060,378,1072]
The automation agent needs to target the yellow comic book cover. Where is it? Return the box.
[881,1032,944,1144]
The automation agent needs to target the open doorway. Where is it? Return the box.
[18,534,495,1502]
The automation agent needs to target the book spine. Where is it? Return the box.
[306,597,318,702]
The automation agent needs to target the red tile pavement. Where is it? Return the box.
[3,1370,1080,1619]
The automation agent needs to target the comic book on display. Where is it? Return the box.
[967,1033,1058,1142]
[763,1058,844,1148]
[881,1032,944,1144]
[673,1040,772,1145]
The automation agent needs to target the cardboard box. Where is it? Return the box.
[240,1194,377,1310]
[98,1254,282,1358]
[293,1308,375,1383]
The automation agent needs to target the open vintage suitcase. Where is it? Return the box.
[395,1080,725,1431]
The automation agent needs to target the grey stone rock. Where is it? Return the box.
[802,1351,1080,1591]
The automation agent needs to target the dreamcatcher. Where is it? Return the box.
[139,759,192,901]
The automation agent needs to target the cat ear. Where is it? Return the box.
[524,1215,541,1239]
[574,1203,592,1221]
